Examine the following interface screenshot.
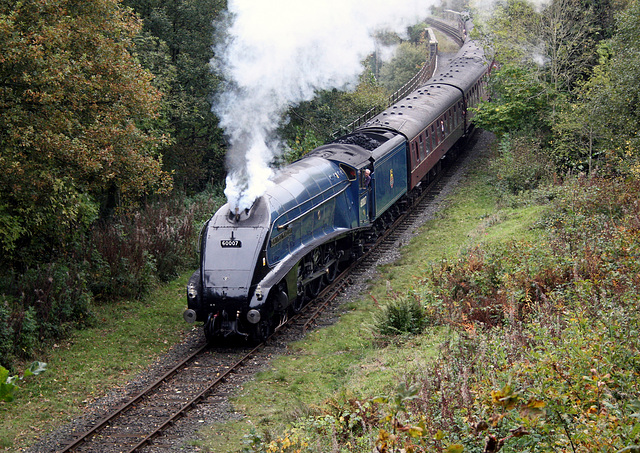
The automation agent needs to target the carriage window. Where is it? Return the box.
[425,130,431,154]
[413,141,419,162]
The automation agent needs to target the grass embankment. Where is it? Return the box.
[198,138,640,452]
[0,276,193,451]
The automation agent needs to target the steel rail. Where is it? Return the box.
[425,17,465,45]
[125,343,264,452]
[59,342,209,452]
[59,40,474,450]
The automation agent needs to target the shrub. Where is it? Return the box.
[90,189,225,300]
[90,199,192,299]
[410,176,640,452]
[371,292,428,337]
[14,307,38,358]
[489,134,554,195]
[0,299,12,367]
[242,427,310,453]
[0,261,94,368]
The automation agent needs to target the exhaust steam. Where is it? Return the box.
[211,0,437,211]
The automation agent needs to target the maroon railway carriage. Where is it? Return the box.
[358,39,489,189]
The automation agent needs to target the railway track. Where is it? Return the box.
[53,268,359,452]
[30,13,482,452]
[426,17,466,45]
[54,298,340,452]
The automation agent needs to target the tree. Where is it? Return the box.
[551,44,612,172]
[473,0,620,168]
[281,75,390,146]
[565,0,640,175]
[472,63,554,137]
[0,0,172,264]
[123,0,227,193]
[478,0,607,92]
[537,0,601,92]
[379,42,429,93]
[475,0,542,65]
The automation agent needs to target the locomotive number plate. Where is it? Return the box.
[220,240,242,248]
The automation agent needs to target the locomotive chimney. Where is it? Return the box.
[234,207,240,222]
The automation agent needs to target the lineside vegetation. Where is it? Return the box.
[205,0,640,451]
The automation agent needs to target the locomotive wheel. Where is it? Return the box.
[322,245,338,284]
[305,275,322,298]
[294,265,306,312]
[255,318,273,343]
[303,252,322,298]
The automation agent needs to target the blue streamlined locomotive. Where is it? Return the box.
[184,26,489,343]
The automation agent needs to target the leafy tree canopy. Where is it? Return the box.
[0,0,172,264]
[472,63,554,137]
[544,0,639,173]
[379,42,429,93]
[123,0,227,193]
[472,0,621,165]
[570,0,640,174]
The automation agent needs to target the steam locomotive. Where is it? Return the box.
[183,22,489,342]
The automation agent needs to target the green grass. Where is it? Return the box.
[0,275,193,451]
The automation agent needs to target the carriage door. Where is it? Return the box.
[359,168,372,226]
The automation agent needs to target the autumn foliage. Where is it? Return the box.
[0,0,172,263]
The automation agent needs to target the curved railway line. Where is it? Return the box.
[39,16,477,453]
[426,16,466,45]
[51,127,478,453]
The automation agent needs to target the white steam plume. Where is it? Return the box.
[212,0,436,211]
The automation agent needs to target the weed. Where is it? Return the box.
[1,262,95,367]
[242,427,310,453]
[232,172,640,453]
